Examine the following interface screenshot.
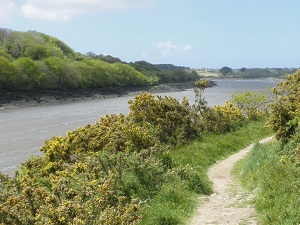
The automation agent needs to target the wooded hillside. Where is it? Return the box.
[0,28,198,91]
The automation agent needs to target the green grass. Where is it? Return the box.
[235,140,300,225]
[140,119,272,225]
[172,119,272,171]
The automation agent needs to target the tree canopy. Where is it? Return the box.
[0,28,199,91]
[220,66,233,76]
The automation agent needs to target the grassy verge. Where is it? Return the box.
[234,140,300,224]
[140,119,272,225]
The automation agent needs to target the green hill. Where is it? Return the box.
[0,28,199,91]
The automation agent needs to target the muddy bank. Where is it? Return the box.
[0,81,216,109]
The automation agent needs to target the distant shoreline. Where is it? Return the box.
[0,81,208,109]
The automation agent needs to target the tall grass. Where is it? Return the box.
[235,140,300,225]
[140,119,272,224]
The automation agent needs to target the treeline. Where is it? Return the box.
[219,66,296,78]
[130,61,199,84]
[0,28,199,91]
[235,67,296,78]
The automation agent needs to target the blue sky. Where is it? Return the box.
[1,0,300,69]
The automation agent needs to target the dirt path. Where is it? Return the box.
[189,136,274,225]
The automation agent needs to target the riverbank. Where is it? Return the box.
[0,81,205,109]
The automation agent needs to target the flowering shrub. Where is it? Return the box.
[202,101,244,133]
[267,70,300,141]
[128,92,199,145]
[0,79,268,224]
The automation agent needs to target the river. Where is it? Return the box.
[0,79,279,176]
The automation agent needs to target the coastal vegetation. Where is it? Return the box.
[0,77,272,224]
[235,70,300,224]
[0,28,295,94]
[0,28,198,92]
[197,67,296,79]
[1,27,299,224]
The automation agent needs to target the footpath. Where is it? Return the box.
[189,136,274,225]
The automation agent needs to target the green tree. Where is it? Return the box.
[220,66,233,76]
[44,57,79,89]
[23,44,51,60]
[14,57,40,90]
[82,59,110,87]
[0,46,12,61]
[232,91,267,120]
[0,56,17,89]
[70,61,94,88]
[111,63,146,87]
[239,67,246,72]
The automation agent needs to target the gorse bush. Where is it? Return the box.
[0,82,205,224]
[128,93,199,145]
[267,70,300,142]
[0,79,271,224]
[208,101,244,133]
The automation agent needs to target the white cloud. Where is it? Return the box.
[156,41,192,58]
[0,0,15,22]
[21,0,155,21]
[181,44,192,53]
[156,41,177,57]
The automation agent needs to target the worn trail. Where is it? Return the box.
[189,136,274,225]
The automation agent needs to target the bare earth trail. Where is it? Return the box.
[189,136,274,225]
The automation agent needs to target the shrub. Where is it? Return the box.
[232,90,267,120]
[267,70,300,142]
[203,101,244,133]
[128,92,199,145]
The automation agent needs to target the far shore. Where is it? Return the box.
[0,81,208,110]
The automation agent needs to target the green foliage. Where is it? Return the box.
[141,182,197,225]
[192,80,266,134]
[232,91,267,120]
[0,28,148,91]
[128,92,198,145]
[23,44,53,60]
[130,61,199,85]
[81,59,110,87]
[220,66,233,76]
[142,119,271,224]
[236,141,300,225]
[0,110,270,225]
[0,56,17,89]
[197,87,269,134]
[0,28,201,92]
[207,101,245,133]
[234,70,300,225]
[267,70,300,141]
[110,63,147,87]
[13,57,40,90]
[44,57,80,89]
[130,60,160,72]
[0,77,273,224]
[0,46,12,61]
[233,67,296,78]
